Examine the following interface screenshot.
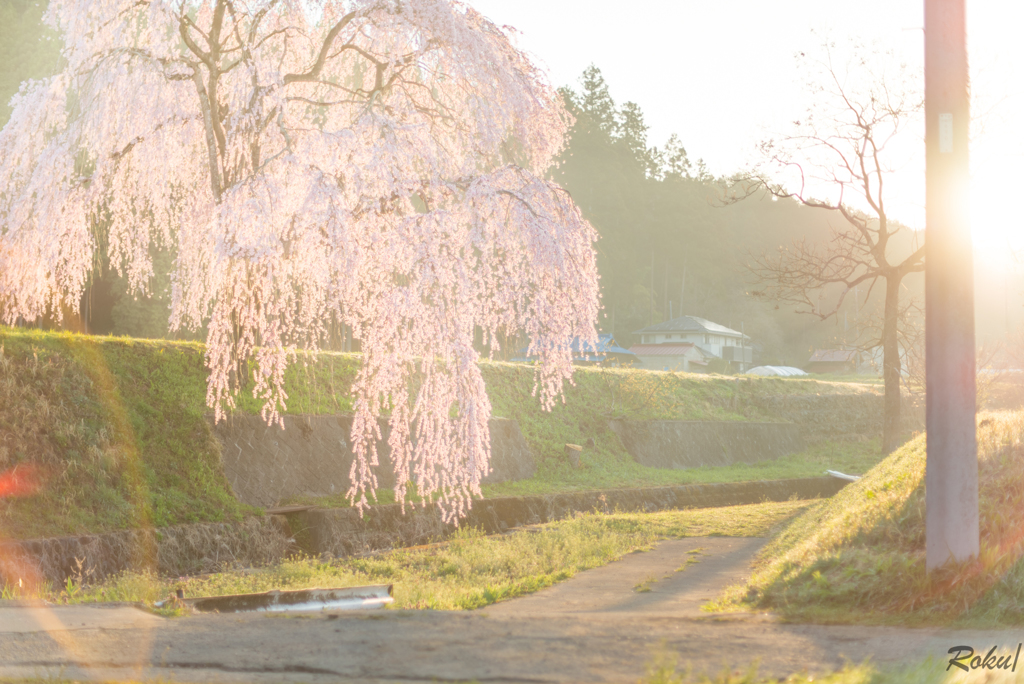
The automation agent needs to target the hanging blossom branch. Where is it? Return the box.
[0,0,600,521]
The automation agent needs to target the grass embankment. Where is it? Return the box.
[709,410,1024,627]
[4,501,805,610]
[0,326,883,539]
[478,362,885,498]
[0,331,251,539]
[283,437,885,510]
[642,656,951,684]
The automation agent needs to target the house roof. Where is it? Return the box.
[570,334,637,361]
[514,334,637,363]
[693,344,718,359]
[571,334,635,357]
[633,315,746,338]
[808,349,859,364]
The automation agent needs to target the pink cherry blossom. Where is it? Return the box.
[0,0,599,520]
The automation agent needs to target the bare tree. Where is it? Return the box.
[727,44,923,454]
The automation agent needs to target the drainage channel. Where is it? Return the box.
[157,584,394,613]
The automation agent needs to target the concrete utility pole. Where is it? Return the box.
[924,0,979,570]
[650,249,655,326]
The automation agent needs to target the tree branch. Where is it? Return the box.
[283,10,360,85]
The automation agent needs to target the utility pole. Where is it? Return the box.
[924,0,979,570]
[680,264,687,314]
[741,321,746,372]
[650,249,655,326]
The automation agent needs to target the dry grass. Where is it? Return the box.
[5,501,808,611]
[640,653,955,684]
[708,410,1024,626]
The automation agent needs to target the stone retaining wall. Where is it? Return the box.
[213,415,534,507]
[0,516,292,588]
[608,420,805,469]
[296,477,847,558]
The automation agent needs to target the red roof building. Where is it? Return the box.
[806,349,861,374]
[627,343,711,372]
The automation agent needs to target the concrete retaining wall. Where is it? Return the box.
[1,478,847,586]
[747,393,925,439]
[0,516,292,588]
[608,420,805,469]
[213,415,534,507]
[212,390,917,507]
[297,477,847,558]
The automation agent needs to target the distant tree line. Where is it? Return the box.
[552,65,918,365]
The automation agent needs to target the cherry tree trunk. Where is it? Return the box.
[881,276,902,454]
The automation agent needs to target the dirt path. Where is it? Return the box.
[486,536,764,619]
[0,537,1015,683]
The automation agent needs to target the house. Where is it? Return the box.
[628,342,712,373]
[570,334,638,367]
[806,349,861,374]
[630,315,753,372]
[512,334,638,367]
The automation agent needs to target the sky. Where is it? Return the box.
[468,0,1024,262]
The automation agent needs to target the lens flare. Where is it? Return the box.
[0,464,43,498]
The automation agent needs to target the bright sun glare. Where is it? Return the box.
[972,157,1024,265]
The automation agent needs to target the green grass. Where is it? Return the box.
[281,437,888,509]
[480,361,880,466]
[640,655,957,684]
[480,436,887,499]
[0,326,880,539]
[706,410,1024,627]
[0,330,253,538]
[12,501,807,611]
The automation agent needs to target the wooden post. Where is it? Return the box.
[924,0,979,570]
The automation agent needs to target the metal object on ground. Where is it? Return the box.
[564,444,582,468]
[158,584,393,613]
[825,470,861,482]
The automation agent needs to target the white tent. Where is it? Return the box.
[744,365,808,377]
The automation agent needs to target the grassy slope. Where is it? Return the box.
[0,331,251,538]
[0,327,880,539]
[479,360,887,497]
[711,410,1024,627]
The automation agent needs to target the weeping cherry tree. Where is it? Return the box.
[0,0,600,519]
